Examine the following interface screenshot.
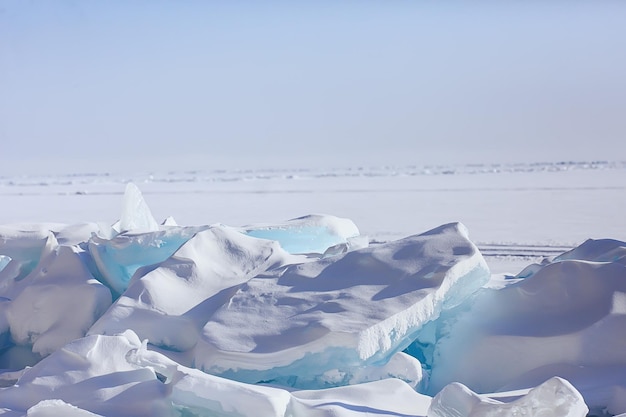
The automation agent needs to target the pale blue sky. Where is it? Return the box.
[1,1,626,173]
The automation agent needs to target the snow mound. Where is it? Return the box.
[428,377,588,417]
[0,234,111,369]
[197,222,489,388]
[422,237,626,414]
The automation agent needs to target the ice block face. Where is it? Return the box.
[196,222,490,389]
[242,214,365,255]
[88,225,206,296]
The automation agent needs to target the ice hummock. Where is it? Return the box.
[89,219,489,390]
[88,225,297,353]
[195,222,489,388]
[2,182,625,416]
[0,233,111,369]
[419,238,626,415]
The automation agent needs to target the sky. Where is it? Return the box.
[1,1,626,174]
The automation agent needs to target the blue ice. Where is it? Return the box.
[88,226,206,296]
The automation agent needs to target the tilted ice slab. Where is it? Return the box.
[88,225,296,353]
[197,222,489,388]
[423,238,626,415]
[242,214,365,255]
[0,233,111,369]
[88,226,207,296]
[114,182,160,233]
[0,331,172,417]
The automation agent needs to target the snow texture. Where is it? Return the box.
[1,182,625,416]
[421,238,626,415]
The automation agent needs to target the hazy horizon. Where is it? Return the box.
[2,1,626,175]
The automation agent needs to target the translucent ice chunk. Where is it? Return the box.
[116,182,159,233]
[88,226,206,296]
[88,226,295,352]
[242,214,363,255]
[0,255,9,273]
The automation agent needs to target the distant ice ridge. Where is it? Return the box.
[1,160,624,188]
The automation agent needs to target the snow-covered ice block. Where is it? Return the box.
[0,234,111,369]
[0,330,433,417]
[423,238,626,413]
[0,331,170,417]
[516,238,626,280]
[0,226,58,284]
[242,214,364,254]
[554,238,626,264]
[428,377,588,417]
[88,226,206,296]
[196,222,489,388]
[88,225,295,353]
[0,223,102,282]
[127,339,292,417]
